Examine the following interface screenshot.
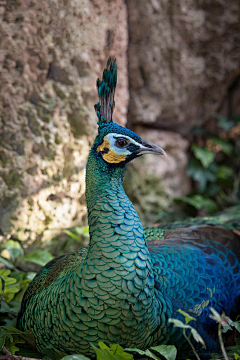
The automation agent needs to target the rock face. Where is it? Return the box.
[0,0,128,242]
[126,0,240,134]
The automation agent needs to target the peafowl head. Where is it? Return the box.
[92,58,166,168]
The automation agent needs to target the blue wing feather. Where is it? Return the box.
[148,236,240,353]
[149,237,240,320]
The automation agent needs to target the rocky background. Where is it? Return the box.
[0,0,239,243]
[0,0,128,244]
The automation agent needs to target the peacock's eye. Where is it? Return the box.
[115,138,128,148]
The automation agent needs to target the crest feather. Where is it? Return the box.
[94,58,117,123]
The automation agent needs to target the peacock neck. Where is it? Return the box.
[85,149,126,212]
[85,150,147,253]
[84,150,155,287]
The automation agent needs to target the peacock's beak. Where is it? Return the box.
[136,141,167,156]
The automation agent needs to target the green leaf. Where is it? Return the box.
[75,226,89,237]
[0,256,15,270]
[0,270,16,287]
[2,327,24,333]
[91,343,116,360]
[222,316,240,334]
[16,330,36,350]
[0,300,11,313]
[125,348,160,360]
[0,327,6,351]
[209,308,228,327]
[20,250,54,266]
[1,331,24,355]
[26,272,37,280]
[0,275,5,296]
[216,165,234,180]
[211,137,233,155]
[5,337,20,355]
[215,113,235,131]
[10,273,31,306]
[150,345,177,360]
[0,270,20,303]
[177,309,196,324]
[14,347,42,359]
[175,195,218,214]
[108,344,133,360]
[221,324,233,333]
[7,300,22,315]
[168,318,205,348]
[190,328,206,348]
[98,342,111,351]
[2,326,35,352]
[64,230,83,243]
[42,348,67,360]
[192,145,215,168]
[224,346,240,359]
[3,285,20,303]
[168,318,191,330]
[187,158,216,192]
[92,342,133,360]
[1,240,24,261]
[61,355,91,360]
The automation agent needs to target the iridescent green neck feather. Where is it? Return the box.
[85,147,126,208]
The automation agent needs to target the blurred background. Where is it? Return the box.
[0,0,240,257]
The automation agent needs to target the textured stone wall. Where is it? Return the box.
[126,0,240,134]
[0,0,128,242]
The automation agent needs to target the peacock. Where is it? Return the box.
[18,58,240,358]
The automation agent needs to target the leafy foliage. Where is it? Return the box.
[1,241,24,262]
[92,342,134,360]
[176,114,240,215]
[170,308,240,360]
[0,245,38,355]
[64,226,89,243]
[168,318,206,349]
[191,145,215,169]
[20,250,54,267]
[126,345,177,360]
[61,355,91,360]
[209,308,240,360]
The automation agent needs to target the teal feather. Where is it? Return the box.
[94,58,117,123]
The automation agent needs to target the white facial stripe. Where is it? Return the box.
[111,133,142,147]
[104,133,140,156]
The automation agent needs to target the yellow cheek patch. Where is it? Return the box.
[97,138,127,164]
[103,151,127,163]
[97,138,110,153]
